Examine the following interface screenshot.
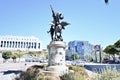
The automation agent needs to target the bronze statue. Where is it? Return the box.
[48,5,70,41]
[47,25,54,40]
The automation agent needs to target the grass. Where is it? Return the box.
[95,66,120,80]
[14,64,60,80]
[14,64,120,80]
[61,65,94,80]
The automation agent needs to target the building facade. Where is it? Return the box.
[0,35,41,51]
[67,40,94,60]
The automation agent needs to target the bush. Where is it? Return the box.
[15,65,60,80]
[61,65,90,80]
[15,65,94,80]
[2,51,12,62]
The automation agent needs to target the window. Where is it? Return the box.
[4,41,6,47]
[34,42,36,49]
[21,42,23,48]
[31,42,33,48]
[24,42,25,48]
[1,41,3,47]
[38,43,40,49]
[29,42,31,48]
[12,41,14,48]
[15,42,17,48]
[10,41,12,48]
[18,42,20,48]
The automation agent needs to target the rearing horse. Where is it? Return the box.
[50,5,70,41]
[54,21,70,41]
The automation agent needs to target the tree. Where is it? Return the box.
[27,51,34,57]
[71,54,80,60]
[15,50,23,62]
[45,53,48,59]
[11,53,17,63]
[2,51,12,62]
[104,45,118,61]
[75,54,80,60]
[114,40,120,48]
[114,39,120,55]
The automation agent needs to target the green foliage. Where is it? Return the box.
[45,53,48,59]
[61,73,80,80]
[71,54,80,60]
[2,51,12,60]
[15,64,92,80]
[75,54,80,60]
[104,45,118,55]
[104,39,120,56]
[11,53,17,62]
[11,53,17,59]
[89,57,93,62]
[15,65,60,80]
[114,39,120,48]
[16,50,23,58]
[61,65,89,80]
[16,53,23,58]
[28,51,35,57]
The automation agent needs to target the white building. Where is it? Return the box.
[0,35,41,51]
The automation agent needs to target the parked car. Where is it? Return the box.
[25,57,33,62]
[32,58,39,62]
[39,59,48,63]
[103,58,114,64]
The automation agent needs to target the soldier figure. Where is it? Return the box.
[47,25,54,40]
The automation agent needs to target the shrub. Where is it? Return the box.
[61,65,90,80]
[2,51,12,62]
[14,65,60,80]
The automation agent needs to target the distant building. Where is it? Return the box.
[0,35,41,51]
[67,40,94,60]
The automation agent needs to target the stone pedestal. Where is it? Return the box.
[47,41,68,76]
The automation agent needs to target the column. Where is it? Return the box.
[4,41,6,47]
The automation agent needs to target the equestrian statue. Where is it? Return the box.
[47,5,70,41]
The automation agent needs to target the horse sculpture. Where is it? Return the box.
[48,5,70,41]
[54,21,69,41]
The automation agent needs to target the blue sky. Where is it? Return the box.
[0,0,120,49]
